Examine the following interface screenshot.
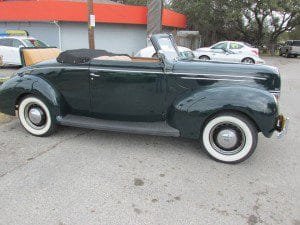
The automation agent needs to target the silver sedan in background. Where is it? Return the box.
[194,41,265,64]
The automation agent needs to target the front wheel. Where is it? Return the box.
[199,55,210,61]
[241,57,255,64]
[201,113,258,163]
[18,96,56,136]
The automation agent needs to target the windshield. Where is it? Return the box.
[23,39,48,47]
[157,37,180,61]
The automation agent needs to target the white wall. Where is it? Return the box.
[0,22,59,48]
[60,22,147,55]
[0,21,175,55]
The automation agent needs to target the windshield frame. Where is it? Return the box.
[150,33,182,62]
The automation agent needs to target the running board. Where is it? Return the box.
[57,115,180,137]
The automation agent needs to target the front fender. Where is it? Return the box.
[168,86,278,139]
[0,75,67,121]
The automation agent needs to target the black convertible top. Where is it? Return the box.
[56,49,129,64]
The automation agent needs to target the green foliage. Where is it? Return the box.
[121,0,148,5]
[171,0,300,49]
[287,25,300,39]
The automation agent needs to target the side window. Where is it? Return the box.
[211,42,227,50]
[229,43,243,49]
[12,39,24,48]
[0,38,10,47]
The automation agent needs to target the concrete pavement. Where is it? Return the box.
[0,57,299,225]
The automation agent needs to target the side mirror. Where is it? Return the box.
[18,45,24,49]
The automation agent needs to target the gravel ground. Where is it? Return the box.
[0,57,299,225]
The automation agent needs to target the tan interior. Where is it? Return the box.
[131,57,160,63]
[93,55,159,63]
[22,48,60,66]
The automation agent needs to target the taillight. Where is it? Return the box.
[251,49,259,56]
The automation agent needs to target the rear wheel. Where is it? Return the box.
[242,57,255,64]
[18,96,56,136]
[201,113,258,163]
[199,55,210,61]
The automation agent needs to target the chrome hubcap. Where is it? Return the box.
[28,107,44,125]
[243,59,254,64]
[216,129,238,149]
[24,103,46,129]
[209,123,246,155]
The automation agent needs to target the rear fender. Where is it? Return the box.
[167,86,278,139]
[0,75,68,121]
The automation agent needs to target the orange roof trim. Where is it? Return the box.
[0,1,187,28]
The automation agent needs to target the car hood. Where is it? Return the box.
[195,47,211,52]
[172,60,280,91]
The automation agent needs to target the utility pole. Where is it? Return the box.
[87,0,95,49]
[147,0,163,46]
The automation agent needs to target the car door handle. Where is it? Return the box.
[90,73,101,77]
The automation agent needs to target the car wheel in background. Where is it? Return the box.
[18,96,56,136]
[201,113,258,164]
[199,55,210,61]
[241,57,255,64]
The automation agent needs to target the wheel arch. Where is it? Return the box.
[15,77,69,121]
[199,55,211,60]
[201,109,260,134]
[241,57,255,63]
[168,86,278,139]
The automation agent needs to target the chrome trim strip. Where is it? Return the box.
[91,68,163,74]
[181,77,246,82]
[173,72,267,80]
[27,66,89,71]
[25,66,266,81]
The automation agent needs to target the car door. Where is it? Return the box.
[89,59,166,122]
[229,42,244,55]
[210,42,230,61]
[10,39,24,65]
[0,38,14,65]
[226,42,245,62]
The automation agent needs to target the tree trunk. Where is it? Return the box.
[269,42,276,56]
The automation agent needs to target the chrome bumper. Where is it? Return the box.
[276,115,289,138]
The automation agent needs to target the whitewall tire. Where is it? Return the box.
[202,113,258,163]
[18,96,56,136]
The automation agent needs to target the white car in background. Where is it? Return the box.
[0,36,48,66]
[135,45,195,59]
[194,41,264,64]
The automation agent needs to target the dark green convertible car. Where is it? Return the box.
[0,34,288,163]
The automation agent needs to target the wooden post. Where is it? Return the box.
[87,0,95,49]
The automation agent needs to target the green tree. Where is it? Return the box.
[171,0,243,46]
[121,0,148,5]
[237,0,300,53]
[288,25,300,39]
[171,0,300,51]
